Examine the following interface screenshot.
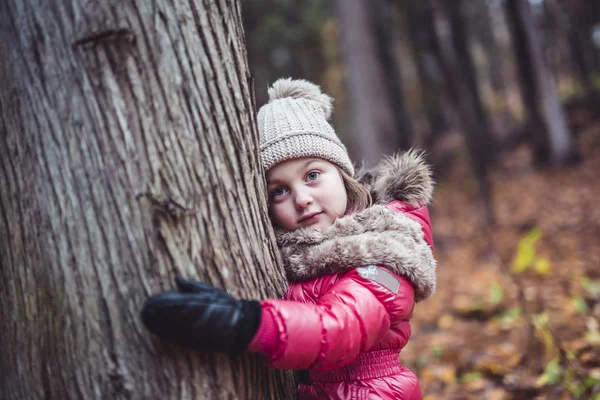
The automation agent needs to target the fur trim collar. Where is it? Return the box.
[276,206,436,302]
[356,149,434,206]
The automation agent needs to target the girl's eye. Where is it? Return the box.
[306,171,320,181]
[271,187,288,198]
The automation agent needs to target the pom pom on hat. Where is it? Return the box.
[267,78,334,120]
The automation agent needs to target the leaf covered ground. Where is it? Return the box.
[403,101,600,399]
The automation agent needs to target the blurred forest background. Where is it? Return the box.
[241,0,600,398]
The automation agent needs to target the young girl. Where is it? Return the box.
[141,78,436,399]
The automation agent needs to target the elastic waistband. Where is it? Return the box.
[309,349,401,383]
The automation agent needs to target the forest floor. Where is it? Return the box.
[402,98,600,400]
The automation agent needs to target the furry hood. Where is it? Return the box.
[356,149,434,207]
[276,206,436,302]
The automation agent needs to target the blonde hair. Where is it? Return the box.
[340,169,372,214]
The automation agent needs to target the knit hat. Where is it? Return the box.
[257,78,354,176]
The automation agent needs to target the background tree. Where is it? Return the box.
[402,0,450,155]
[546,0,592,90]
[464,0,507,99]
[242,0,329,105]
[558,0,600,79]
[431,0,496,224]
[0,1,294,398]
[336,0,412,166]
[505,0,577,165]
[368,0,413,150]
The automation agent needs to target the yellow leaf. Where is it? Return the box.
[571,296,589,314]
[535,373,549,387]
[494,307,522,326]
[532,312,549,328]
[535,358,561,387]
[489,282,504,304]
[512,228,542,273]
[581,277,600,296]
[437,314,455,329]
[586,327,600,345]
[440,366,456,384]
[523,227,542,245]
[512,243,535,273]
[534,257,551,275]
[532,313,556,361]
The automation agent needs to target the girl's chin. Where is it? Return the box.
[314,217,336,231]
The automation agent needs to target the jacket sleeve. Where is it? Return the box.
[256,268,415,372]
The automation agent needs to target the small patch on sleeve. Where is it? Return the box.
[356,265,400,294]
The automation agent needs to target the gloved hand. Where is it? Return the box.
[140,276,262,355]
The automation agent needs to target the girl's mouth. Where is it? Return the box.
[299,212,322,223]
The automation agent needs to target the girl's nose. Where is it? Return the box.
[294,190,313,209]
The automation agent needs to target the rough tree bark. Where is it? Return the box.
[505,0,576,165]
[0,0,294,399]
[369,0,413,150]
[404,0,449,148]
[431,0,496,224]
[336,0,411,166]
[550,0,594,90]
[565,0,600,77]
[505,0,544,151]
[466,0,506,96]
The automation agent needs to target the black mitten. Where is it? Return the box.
[141,277,262,355]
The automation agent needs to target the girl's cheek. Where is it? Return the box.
[272,205,287,223]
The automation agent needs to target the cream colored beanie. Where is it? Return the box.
[257,78,354,176]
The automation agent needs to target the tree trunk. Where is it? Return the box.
[0,1,294,399]
[465,0,506,96]
[552,0,594,90]
[505,0,577,165]
[504,0,546,161]
[404,0,449,147]
[546,0,594,91]
[369,0,413,150]
[336,0,410,166]
[573,0,600,76]
[431,0,495,224]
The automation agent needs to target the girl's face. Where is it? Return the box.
[266,158,347,231]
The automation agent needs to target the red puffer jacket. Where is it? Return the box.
[250,151,436,400]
